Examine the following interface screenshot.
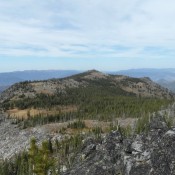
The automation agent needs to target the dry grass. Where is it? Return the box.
[41,119,111,135]
[84,120,110,130]
[7,105,77,119]
[43,119,136,135]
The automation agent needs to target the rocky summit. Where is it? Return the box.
[62,113,175,175]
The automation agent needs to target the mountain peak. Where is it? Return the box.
[86,69,100,73]
[83,70,109,80]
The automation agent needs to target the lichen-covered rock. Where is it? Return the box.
[62,115,175,175]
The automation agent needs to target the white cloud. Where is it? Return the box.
[0,0,175,59]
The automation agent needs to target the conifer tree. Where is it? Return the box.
[28,137,38,174]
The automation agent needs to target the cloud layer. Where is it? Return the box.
[0,0,175,60]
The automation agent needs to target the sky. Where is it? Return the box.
[0,0,175,72]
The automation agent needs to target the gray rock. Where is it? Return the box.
[0,113,62,160]
[62,114,175,175]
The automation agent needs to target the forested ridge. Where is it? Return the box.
[0,70,174,175]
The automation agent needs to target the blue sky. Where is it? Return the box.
[0,0,175,72]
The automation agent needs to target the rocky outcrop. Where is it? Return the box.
[0,113,62,160]
[63,115,175,175]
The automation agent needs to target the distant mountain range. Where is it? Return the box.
[0,68,175,93]
[0,70,81,92]
[114,68,175,81]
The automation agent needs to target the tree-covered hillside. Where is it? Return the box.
[0,70,173,128]
[0,70,174,175]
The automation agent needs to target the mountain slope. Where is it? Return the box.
[0,70,173,124]
[0,86,9,93]
[0,71,174,174]
[0,70,174,103]
[63,113,175,175]
[158,79,175,92]
[113,68,175,92]
[114,68,175,82]
[0,70,80,92]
